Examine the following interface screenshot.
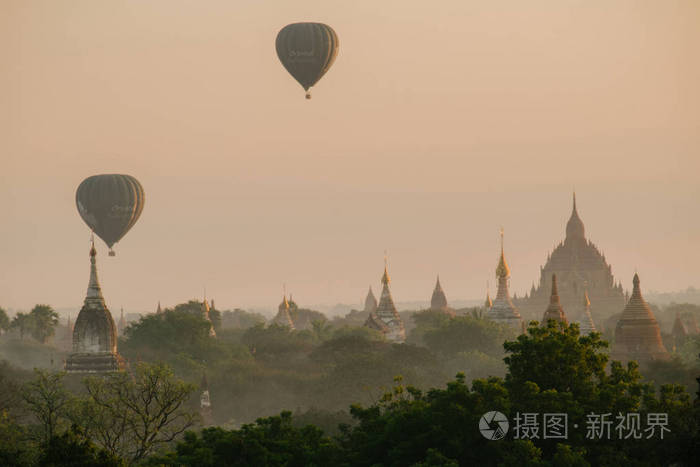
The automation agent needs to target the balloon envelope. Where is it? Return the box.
[76,174,145,254]
[276,22,339,96]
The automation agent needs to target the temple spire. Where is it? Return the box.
[484,281,493,309]
[566,191,585,240]
[487,229,522,327]
[577,288,596,335]
[86,239,104,303]
[541,274,568,326]
[382,252,390,285]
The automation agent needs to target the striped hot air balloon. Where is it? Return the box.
[76,174,145,256]
[276,22,339,99]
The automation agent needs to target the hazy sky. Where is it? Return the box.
[2,1,699,313]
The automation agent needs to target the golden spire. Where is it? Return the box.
[382,251,390,285]
[495,228,510,278]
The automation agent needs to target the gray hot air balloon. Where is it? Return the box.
[276,22,339,99]
[76,174,145,256]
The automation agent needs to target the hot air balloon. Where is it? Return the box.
[76,174,145,256]
[276,22,339,99]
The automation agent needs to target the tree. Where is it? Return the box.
[11,312,34,340]
[423,315,512,358]
[28,305,59,344]
[503,321,608,402]
[145,412,338,467]
[22,370,72,446]
[0,307,9,334]
[39,426,124,467]
[81,362,196,463]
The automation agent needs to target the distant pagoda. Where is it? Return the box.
[486,230,522,328]
[199,372,213,426]
[65,241,124,373]
[541,274,568,327]
[484,282,493,310]
[671,312,688,350]
[611,274,669,363]
[515,193,626,321]
[271,294,295,329]
[364,286,378,314]
[201,297,216,337]
[365,259,406,343]
[430,275,453,315]
[575,290,597,335]
[117,307,126,336]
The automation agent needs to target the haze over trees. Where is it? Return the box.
[0,300,698,465]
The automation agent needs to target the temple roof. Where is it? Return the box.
[430,275,448,311]
[541,274,568,326]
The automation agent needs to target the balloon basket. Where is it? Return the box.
[305,92,311,100]
[109,250,116,257]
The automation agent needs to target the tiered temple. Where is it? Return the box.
[486,230,522,328]
[515,194,626,322]
[541,274,568,326]
[611,274,669,363]
[365,260,406,343]
[271,294,296,329]
[65,242,124,373]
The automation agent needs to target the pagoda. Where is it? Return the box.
[430,275,453,315]
[575,290,597,335]
[117,307,126,336]
[65,241,124,373]
[271,294,296,329]
[515,193,626,321]
[486,230,522,328]
[611,274,669,363]
[364,259,406,343]
[364,286,378,314]
[201,297,216,337]
[200,372,213,426]
[541,274,568,327]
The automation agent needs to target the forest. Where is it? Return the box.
[0,302,699,466]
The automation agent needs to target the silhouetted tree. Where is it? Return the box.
[28,305,59,344]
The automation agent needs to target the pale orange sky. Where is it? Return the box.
[2,1,699,313]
